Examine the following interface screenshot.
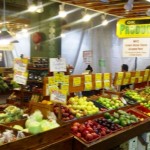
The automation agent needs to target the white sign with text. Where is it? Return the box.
[123,38,150,57]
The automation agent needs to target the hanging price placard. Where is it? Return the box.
[122,78,129,85]
[85,82,92,91]
[103,73,110,80]
[14,58,28,72]
[135,71,140,77]
[61,84,69,94]
[103,81,110,88]
[95,81,102,89]
[49,85,59,94]
[143,75,148,82]
[85,75,92,83]
[62,75,69,84]
[125,72,131,78]
[95,73,102,81]
[73,77,81,87]
[115,79,122,85]
[48,77,55,85]
[138,77,143,83]
[117,72,124,79]
[130,77,136,84]
[145,69,149,76]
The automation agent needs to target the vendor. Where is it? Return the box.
[120,64,130,91]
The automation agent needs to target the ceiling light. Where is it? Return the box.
[27,0,37,12]
[36,0,44,13]
[59,4,67,18]
[124,0,134,11]
[0,0,18,44]
[82,10,91,22]
[101,14,108,26]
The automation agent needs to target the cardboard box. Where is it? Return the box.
[120,137,138,150]
[142,132,150,143]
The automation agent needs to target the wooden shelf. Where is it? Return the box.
[28,67,48,71]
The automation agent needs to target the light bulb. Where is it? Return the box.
[28,4,37,12]
[59,10,67,18]
[83,14,91,22]
[102,20,108,26]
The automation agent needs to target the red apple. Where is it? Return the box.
[101,130,106,136]
[71,125,78,133]
[85,133,94,141]
[82,130,90,137]
[73,122,80,127]
[86,127,94,133]
[91,132,99,139]
[79,124,86,132]
[76,132,81,138]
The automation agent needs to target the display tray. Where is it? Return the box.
[133,105,150,117]
[123,96,138,105]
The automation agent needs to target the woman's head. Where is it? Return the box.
[121,64,128,72]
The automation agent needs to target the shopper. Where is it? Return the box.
[85,65,93,74]
[120,64,130,91]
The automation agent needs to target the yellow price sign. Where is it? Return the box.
[123,78,129,85]
[143,75,148,82]
[95,81,102,89]
[85,75,92,83]
[103,81,110,88]
[145,69,150,76]
[61,84,69,94]
[104,73,110,80]
[73,77,81,87]
[95,73,102,81]
[115,79,122,85]
[117,72,124,79]
[135,71,140,77]
[130,77,135,84]
[62,75,69,84]
[138,77,143,83]
[125,72,131,79]
[85,83,92,91]
[48,77,55,85]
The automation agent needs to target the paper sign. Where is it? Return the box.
[143,75,148,82]
[73,77,81,87]
[145,69,149,76]
[130,77,136,84]
[95,81,102,89]
[123,78,129,85]
[13,71,28,85]
[123,38,150,57]
[103,81,110,88]
[54,72,64,82]
[138,77,143,83]
[0,43,14,51]
[135,71,140,77]
[83,50,92,64]
[104,73,110,80]
[85,82,92,91]
[125,72,131,78]
[61,84,69,94]
[95,73,102,81]
[50,58,66,72]
[48,77,55,85]
[117,72,124,79]
[85,75,92,83]
[51,90,67,104]
[115,79,122,85]
[62,75,69,84]
[14,58,28,72]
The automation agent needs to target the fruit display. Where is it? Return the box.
[96,97,125,110]
[139,87,150,101]
[0,129,26,145]
[103,110,139,127]
[0,106,24,124]
[53,104,75,121]
[124,90,145,102]
[0,77,9,93]
[94,118,121,131]
[12,110,60,135]
[135,105,150,117]
[71,120,110,143]
[67,96,99,118]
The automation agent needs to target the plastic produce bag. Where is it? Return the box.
[17,131,25,139]
[3,130,15,143]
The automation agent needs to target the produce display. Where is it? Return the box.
[140,101,150,110]
[13,110,60,135]
[0,129,26,145]
[68,96,99,118]
[0,106,23,124]
[139,87,150,101]
[0,77,9,93]
[53,104,75,121]
[96,97,125,110]
[135,105,150,117]
[124,90,145,102]
[103,110,139,127]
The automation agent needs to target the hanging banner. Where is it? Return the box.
[49,58,66,72]
[117,17,150,38]
[83,50,92,64]
[122,38,150,57]
[14,58,28,72]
